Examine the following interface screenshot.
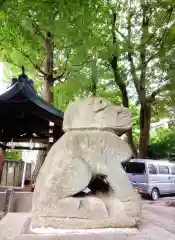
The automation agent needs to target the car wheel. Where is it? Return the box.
[151,188,159,201]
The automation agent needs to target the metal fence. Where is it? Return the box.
[0,160,31,187]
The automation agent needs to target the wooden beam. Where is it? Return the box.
[7,146,47,151]
[0,137,49,144]
[0,143,47,151]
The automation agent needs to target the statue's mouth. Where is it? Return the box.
[73,174,110,198]
[115,122,131,128]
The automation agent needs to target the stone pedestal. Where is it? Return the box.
[0,213,138,239]
[0,212,174,240]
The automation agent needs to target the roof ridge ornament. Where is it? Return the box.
[18,66,28,83]
[10,66,34,88]
[21,66,26,77]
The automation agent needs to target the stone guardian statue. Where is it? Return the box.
[31,97,141,231]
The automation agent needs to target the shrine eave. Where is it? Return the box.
[0,73,64,145]
[0,80,64,124]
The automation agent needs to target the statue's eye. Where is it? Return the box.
[100,100,102,103]
[117,111,122,116]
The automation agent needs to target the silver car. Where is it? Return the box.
[123,159,175,200]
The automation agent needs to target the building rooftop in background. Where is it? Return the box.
[0,69,64,148]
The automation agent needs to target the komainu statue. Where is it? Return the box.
[30,97,141,230]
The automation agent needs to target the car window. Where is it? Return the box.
[148,164,157,174]
[123,162,145,175]
[158,165,169,174]
[171,166,175,175]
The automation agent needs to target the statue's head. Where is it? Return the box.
[63,97,132,135]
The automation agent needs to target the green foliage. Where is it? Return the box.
[5,150,22,161]
[1,0,174,101]
[0,0,106,77]
[0,0,174,158]
[148,125,175,161]
[53,73,91,110]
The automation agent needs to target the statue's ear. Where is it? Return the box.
[93,98,108,113]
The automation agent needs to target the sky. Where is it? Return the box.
[0,63,7,94]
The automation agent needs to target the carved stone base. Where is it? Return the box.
[31,216,138,230]
[0,213,138,239]
[12,229,138,240]
[31,195,139,229]
[0,212,174,240]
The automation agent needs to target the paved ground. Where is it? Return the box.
[140,196,175,239]
[0,211,4,220]
[142,195,175,206]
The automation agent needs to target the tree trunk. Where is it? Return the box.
[110,56,138,158]
[109,9,137,158]
[127,129,138,158]
[91,58,97,96]
[32,32,54,184]
[139,103,151,158]
[44,80,53,104]
[44,31,54,104]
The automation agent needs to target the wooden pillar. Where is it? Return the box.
[4,189,15,215]
[0,147,4,183]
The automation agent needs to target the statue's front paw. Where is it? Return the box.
[45,197,109,220]
[101,196,140,227]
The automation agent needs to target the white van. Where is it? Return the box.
[123,159,175,200]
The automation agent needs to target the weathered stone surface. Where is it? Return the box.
[0,192,6,211]
[30,97,141,230]
[0,213,30,238]
[18,229,139,240]
[8,192,32,213]
[0,191,32,215]
[33,196,108,220]
[0,211,4,220]
[0,213,138,239]
[63,97,132,134]
[31,131,141,229]
[1,209,175,240]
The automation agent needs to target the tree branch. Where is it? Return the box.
[114,11,140,97]
[138,3,175,77]
[5,58,21,68]
[15,47,47,76]
[111,10,117,44]
[145,54,156,65]
[147,84,168,103]
[139,2,150,103]
[108,4,138,157]
[144,3,175,46]
[127,11,141,100]
[31,20,45,41]
[72,57,92,68]
[110,7,130,106]
[0,0,6,8]
[53,49,71,82]
[115,29,128,42]
[26,5,45,41]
